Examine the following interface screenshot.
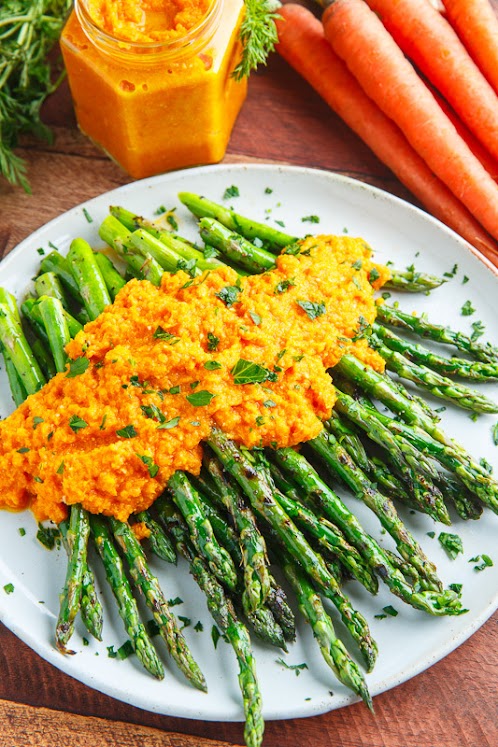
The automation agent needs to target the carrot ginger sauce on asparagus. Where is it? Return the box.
[0,235,388,523]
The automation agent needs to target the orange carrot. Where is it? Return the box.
[363,0,498,163]
[322,0,498,244]
[275,4,498,257]
[442,0,498,95]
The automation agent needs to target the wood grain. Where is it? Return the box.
[0,4,497,746]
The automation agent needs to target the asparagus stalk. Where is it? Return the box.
[384,268,446,292]
[167,471,238,591]
[203,451,271,614]
[90,515,164,679]
[67,238,112,320]
[370,332,498,413]
[133,510,177,564]
[93,252,127,300]
[307,430,442,590]
[376,303,498,364]
[374,322,498,381]
[208,429,379,672]
[0,302,45,394]
[40,251,87,308]
[55,505,91,653]
[34,271,90,326]
[108,517,207,692]
[36,296,70,374]
[271,447,462,616]
[199,218,277,273]
[325,412,371,473]
[178,191,296,253]
[281,552,372,710]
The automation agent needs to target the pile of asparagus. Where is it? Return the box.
[1,192,497,747]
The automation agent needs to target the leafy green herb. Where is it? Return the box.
[469,554,493,572]
[216,285,241,307]
[168,596,183,607]
[223,185,239,200]
[382,605,398,617]
[438,532,463,560]
[153,326,179,343]
[56,460,65,475]
[3,583,14,595]
[449,583,462,594]
[66,357,90,378]
[141,404,165,423]
[207,332,220,351]
[18,527,26,537]
[369,267,380,283]
[275,219,285,228]
[82,637,89,646]
[186,391,216,407]
[264,399,277,408]
[37,247,45,256]
[461,300,475,316]
[107,645,118,659]
[296,300,326,320]
[168,385,181,395]
[352,315,371,341]
[36,523,60,550]
[231,359,276,385]
[443,263,458,279]
[33,416,44,430]
[249,311,262,325]
[471,320,485,341]
[82,208,93,224]
[276,658,308,676]
[352,259,362,270]
[178,615,191,629]
[274,278,295,294]
[136,454,159,478]
[264,187,273,194]
[426,531,436,539]
[204,360,222,370]
[99,414,107,431]
[493,422,498,446]
[69,415,88,433]
[117,640,134,660]
[116,424,138,439]
[0,0,73,191]
[17,447,30,454]
[157,416,181,430]
[154,205,166,215]
[194,621,204,632]
[211,625,221,649]
[462,275,469,285]
[166,210,179,231]
[301,215,320,224]
[232,0,280,80]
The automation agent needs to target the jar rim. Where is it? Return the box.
[74,0,223,59]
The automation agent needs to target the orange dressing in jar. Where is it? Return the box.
[60,0,247,178]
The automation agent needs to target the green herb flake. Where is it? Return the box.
[449,583,463,594]
[33,416,44,430]
[249,311,262,325]
[178,615,191,629]
[352,315,371,341]
[117,640,134,660]
[36,523,60,550]
[107,645,118,659]
[276,658,308,676]
[82,207,93,224]
[275,219,285,228]
[166,211,179,231]
[443,263,458,279]
[274,278,295,294]
[56,460,65,475]
[207,332,220,351]
[471,320,485,341]
[186,390,216,407]
[69,415,88,433]
[469,554,493,572]
[296,300,326,320]
[493,422,498,446]
[82,637,90,646]
[461,300,475,316]
[204,360,222,371]
[141,404,165,423]
[116,424,138,438]
[264,187,273,194]
[301,215,320,224]
[37,247,45,256]
[231,359,275,385]
[223,185,239,200]
[438,532,463,560]
[167,596,183,607]
[382,605,398,617]
[154,205,167,215]
[18,527,26,537]
[216,285,241,308]
[168,385,181,395]
[66,357,90,378]
[426,531,436,539]
[212,625,221,649]
[136,454,159,478]
[99,414,108,431]
[3,583,14,595]
[194,621,204,632]
[17,447,30,454]
[462,275,469,285]
[157,416,181,430]
[153,326,179,343]
[369,267,380,283]
[264,399,277,408]
[352,259,362,270]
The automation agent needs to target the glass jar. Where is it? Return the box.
[60,0,247,178]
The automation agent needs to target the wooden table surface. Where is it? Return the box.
[0,6,497,746]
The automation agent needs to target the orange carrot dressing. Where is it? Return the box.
[0,236,388,524]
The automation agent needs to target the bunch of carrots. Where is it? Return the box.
[275,0,498,259]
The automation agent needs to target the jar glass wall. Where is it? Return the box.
[60,0,247,178]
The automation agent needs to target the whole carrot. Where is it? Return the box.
[322,0,498,244]
[275,3,498,257]
[442,0,498,96]
[363,0,498,163]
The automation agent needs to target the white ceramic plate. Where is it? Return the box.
[0,163,497,722]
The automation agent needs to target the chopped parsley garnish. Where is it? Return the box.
[274,278,295,294]
[136,454,159,478]
[3,583,14,594]
[177,257,197,276]
[212,625,221,649]
[153,326,179,343]
[204,360,222,370]
[471,320,485,341]
[264,187,273,194]
[461,300,475,316]
[264,399,277,408]
[154,205,166,215]
[99,414,107,430]
[18,528,26,537]
[493,422,498,446]
[449,583,463,594]
[169,385,181,394]
[33,416,44,430]
[178,615,191,629]
[352,315,371,341]
[231,359,277,385]
[276,658,308,676]
[37,523,60,550]
[443,263,458,278]
[438,532,463,559]
[82,207,93,223]
[116,424,138,438]
[168,596,183,607]
[194,621,204,632]
[375,605,398,619]
[207,332,220,351]
[301,215,320,224]
[275,219,285,228]
[69,415,88,433]
[223,185,239,200]
[469,554,493,572]
[352,259,362,270]
[216,285,241,307]
[141,404,166,423]
[66,357,89,378]
[186,390,216,407]
[166,211,179,231]
[369,267,380,283]
[249,311,262,325]
[462,275,469,284]
[17,447,30,454]
[37,247,45,255]
[296,300,326,320]
[426,531,436,539]
[157,416,181,430]
[56,461,65,475]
